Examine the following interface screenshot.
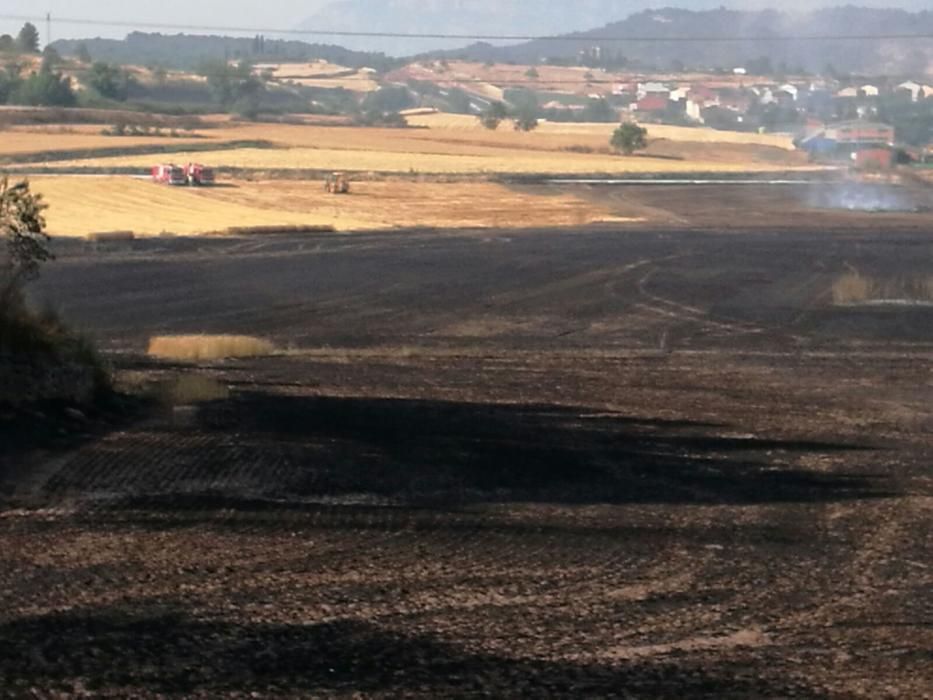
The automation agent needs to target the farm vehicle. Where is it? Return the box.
[151,163,215,186]
[325,172,350,194]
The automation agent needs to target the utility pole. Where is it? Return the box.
[46,12,52,48]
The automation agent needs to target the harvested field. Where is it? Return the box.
[3,220,932,697]
[0,125,207,158]
[8,116,810,174]
[407,112,797,150]
[29,177,334,236]
[33,145,807,175]
[30,177,629,236]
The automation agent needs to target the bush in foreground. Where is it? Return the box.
[1,177,109,408]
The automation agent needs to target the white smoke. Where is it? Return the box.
[807,183,922,213]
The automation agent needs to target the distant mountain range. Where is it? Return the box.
[298,0,645,55]
[456,7,933,75]
[300,4,933,75]
[51,33,401,72]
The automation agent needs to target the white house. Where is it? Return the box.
[860,85,880,97]
[685,97,715,123]
[637,82,669,99]
[836,87,859,98]
[669,87,690,102]
[778,84,800,101]
[898,81,923,102]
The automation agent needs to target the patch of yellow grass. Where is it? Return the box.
[833,272,933,305]
[832,273,874,304]
[148,335,276,361]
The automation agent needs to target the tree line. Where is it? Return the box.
[0,23,40,55]
[0,22,144,108]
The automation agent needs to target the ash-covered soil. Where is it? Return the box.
[2,217,932,698]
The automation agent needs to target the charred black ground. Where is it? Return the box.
[1,211,931,698]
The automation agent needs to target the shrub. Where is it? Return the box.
[1,177,110,405]
[611,123,649,155]
[478,101,508,130]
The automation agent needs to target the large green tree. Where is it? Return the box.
[13,66,76,107]
[199,59,265,118]
[479,101,508,130]
[513,105,539,132]
[16,23,40,54]
[611,123,649,155]
[0,64,23,104]
[87,62,133,101]
[362,85,414,113]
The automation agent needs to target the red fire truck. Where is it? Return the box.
[185,163,215,186]
[151,164,187,186]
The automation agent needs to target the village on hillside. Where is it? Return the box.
[393,59,933,167]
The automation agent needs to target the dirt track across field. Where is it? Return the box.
[2,213,932,697]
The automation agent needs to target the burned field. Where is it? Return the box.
[2,219,932,697]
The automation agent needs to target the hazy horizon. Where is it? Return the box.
[2,1,930,48]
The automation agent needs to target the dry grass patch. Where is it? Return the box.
[148,335,276,361]
[832,272,933,305]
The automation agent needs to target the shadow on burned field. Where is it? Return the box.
[0,603,813,697]
[162,391,887,507]
[34,391,890,509]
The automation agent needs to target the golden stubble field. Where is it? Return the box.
[0,125,207,156]
[7,113,809,175]
[9,113,817,236]
[30,177,633,236]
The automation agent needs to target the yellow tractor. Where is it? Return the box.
[324,172,350,194]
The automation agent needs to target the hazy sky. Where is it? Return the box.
[1,1,928,44]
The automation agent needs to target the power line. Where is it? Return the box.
[2,13,933,43]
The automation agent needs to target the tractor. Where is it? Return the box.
[324,172,350,194]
